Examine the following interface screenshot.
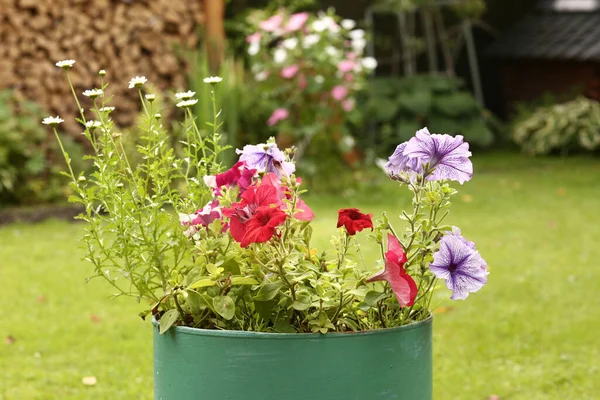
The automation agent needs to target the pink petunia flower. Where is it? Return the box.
[267,108,289,126]
[331,85,348,101]
[246,32,262,44]
[281,64,299,79]
[285,12,309,32]
[338,60,356,73]
[298,73,307,89]
[259,14,283,32]
[342,98,355,112]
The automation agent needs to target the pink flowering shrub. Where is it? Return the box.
[246,9,377,173]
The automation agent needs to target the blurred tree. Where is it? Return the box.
[204,0,226,73]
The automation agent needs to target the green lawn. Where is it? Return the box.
[1,152,599,399]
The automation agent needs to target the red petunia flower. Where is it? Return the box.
[223,180,281,244]
[240,206,288,247]
[337,208,373,235]
[204,161,257,195]
[366,234,417,307]
[223,173,314,246]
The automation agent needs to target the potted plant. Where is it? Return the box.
[46,59,488,400]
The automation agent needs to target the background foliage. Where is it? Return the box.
[0,90,86,205]
[362,75,499,157]
[512,96,600,155]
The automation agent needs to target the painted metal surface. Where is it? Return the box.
[153,317,432,400]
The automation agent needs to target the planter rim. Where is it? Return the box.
[152,314,432,340]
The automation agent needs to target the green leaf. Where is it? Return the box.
[254,299,276,320]
[187,278,217,290]
[185,291,205,314]
[254,281,284,301]
[213,296,235,320]
[185,267,203,286]
[230,276,259,286]
[159,309,179,334]
[292,294,312,311]
[365,290,390,307]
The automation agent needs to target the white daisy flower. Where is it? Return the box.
[255,70,269,82]
[248,42,260,56]
[352,37,367,51]
[349,29,365,40]
[282,38,298,50]
[273,48,287,64]
[361,57,378,70]
[302,34,320,48]
[342,135,356,148]
[145,94,156,101]
[55,60,75,69]
[99,106,115,112]
[42,116,64,126]
[98,70,106,76]
[175,91,195,99]
[85,120,102,128]
[128,76,147,89]
[341,19,356,30]
[312,17,331,32]
[82,89,103,98]
[203,76,223,84]
[155,113,162,119]
[314,75,325,84]
[176,99,198,108]
[325,46,340,58]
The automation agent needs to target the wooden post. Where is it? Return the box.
[203,0,225,74]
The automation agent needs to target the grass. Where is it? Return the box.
[1,152,600,399]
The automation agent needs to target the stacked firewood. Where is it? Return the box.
[0,0,204,134]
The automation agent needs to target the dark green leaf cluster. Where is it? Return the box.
[363,75,496,155]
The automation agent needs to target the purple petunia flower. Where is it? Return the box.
[236,142,295,178]
[429,232,488,300]
[384,142,421,177]
[447,226,475,249]
[403,128,473,184]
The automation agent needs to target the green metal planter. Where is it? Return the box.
[153,316,432,400]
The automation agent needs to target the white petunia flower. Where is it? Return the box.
[341,19,356,30]
[302,34,320,48]
[42,116,64,126]
[128,76,147,89]
[349,29,365,40]
[273,48,287,64]
[248,42,260,56]
[362,56,378,70]
[82,89,103,98]
[282,37,298,50]
[55,60,75,69]
[85,120,102,128]
[176,99,198,108]
[145,94,156,101]
[175,91,195,99]
[203,76,223,84]
[99,106,115,112]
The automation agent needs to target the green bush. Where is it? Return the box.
[512,96,600,155]
[363,75,498,157]
[0,90,87,205]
